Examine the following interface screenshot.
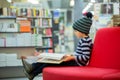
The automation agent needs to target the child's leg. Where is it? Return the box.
[30,63,48,76]
[30,60,78,76]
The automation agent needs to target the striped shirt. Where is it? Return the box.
[74,36,93,66]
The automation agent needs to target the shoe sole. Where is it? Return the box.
[21,58,31,73]
[23,69,34,80]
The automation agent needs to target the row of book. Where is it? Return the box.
[0,53,22,67]
[0,7,51,17]
[0,19,52,33]
[0,33,42,47]
[32,27,52,36]
[43,38,53,47]
[42,28,52,36]
[31,18,52,27]
[40,49,54,53]
[0,21,31,32]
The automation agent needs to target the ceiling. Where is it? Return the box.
[2,0,90,9]
[10,0,74,9]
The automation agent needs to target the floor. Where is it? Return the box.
[0,76,43,80]
[0,58,43,80]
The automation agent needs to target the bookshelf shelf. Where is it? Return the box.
[0,46,35,48]
[0,31,30,34]
[27,16,52,19]
[40,26,52,28]
[36,46,53,49]
[0,16,52,19]
[42,36,52,38]
[0,16,16,19]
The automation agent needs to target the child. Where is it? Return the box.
[21,12,93,80]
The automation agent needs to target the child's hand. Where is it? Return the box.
[34,50,40,56]
[21,56,27,59]
[63,55,74,62]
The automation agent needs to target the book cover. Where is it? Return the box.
[0,8,3,16]
[46,28,52,36]
[24,33,32,46]
[2,23,9,32]
[37,58,63,64]
[6,37,17,47]
[6,23,19,32]
[16,33,25,46]
[0,23,3,32]
[48,49,53,53]
[39,9,43,17]
[31,34,36,46]
[27,8,32,17]
[33,8,36,17]
[21,8,27,16]
[0,38,5,47]
[18,20,31,32]
[3,8,8,16]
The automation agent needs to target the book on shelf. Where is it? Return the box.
[43,38,53,47]
[0,38,6,47]
[0,23,7,32]
[43,49,54,53]
[43,28,52,36]
[6,37,17,47]
[18,20,31,32]
[31,34,42,46]
[0,23,19,32]
[0,8,8,16]
[20,8,27,16]
[6,23,19,32]
[16,37,25,47]
[37,53,66,64]
[27,8,32,17]
[41,18,52,27]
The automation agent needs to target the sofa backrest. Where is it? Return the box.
[89,27,120,69]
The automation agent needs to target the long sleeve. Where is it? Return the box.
[74,37,93,66]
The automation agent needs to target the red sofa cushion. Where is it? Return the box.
[43,66,119,80]
[89,27,120,69]
[102,72,120,80]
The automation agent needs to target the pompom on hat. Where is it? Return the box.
[72,12,93,34]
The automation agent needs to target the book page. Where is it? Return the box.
[37,53,65,60]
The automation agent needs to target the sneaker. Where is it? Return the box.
[21,58,33,73]
[23,69,34,80]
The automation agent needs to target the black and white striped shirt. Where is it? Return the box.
[74,36,93,66]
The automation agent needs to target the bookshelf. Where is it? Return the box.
[0,3,54,68]
[0,2,54,78]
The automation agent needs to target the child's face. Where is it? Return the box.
[74,30,85,38]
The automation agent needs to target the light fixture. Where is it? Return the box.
[91,0,96,3]
[7,0,12,3]
[28,0,39,4]
[70,0,75,7]
[82,0,95,14]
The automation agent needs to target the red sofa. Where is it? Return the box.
[43,27,120,80]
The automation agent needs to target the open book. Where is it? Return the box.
[37,53,66,64]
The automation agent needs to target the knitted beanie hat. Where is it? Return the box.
[72,12,93,34]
